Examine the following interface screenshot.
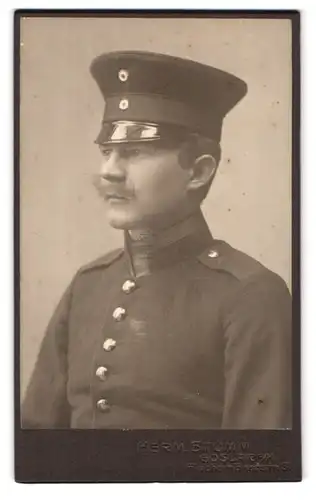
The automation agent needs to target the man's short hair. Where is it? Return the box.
[170,133,222,203]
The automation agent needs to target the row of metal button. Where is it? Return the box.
[96,278,137,412]
[101,279,137,353]
[95,249,220,413]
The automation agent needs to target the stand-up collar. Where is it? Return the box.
[124,210,213,278]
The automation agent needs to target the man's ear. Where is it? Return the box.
[187,154,217,191]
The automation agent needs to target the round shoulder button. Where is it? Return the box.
[208,249,219,258]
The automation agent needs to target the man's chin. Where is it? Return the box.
[106,209,141,230]
[105,205,188,231]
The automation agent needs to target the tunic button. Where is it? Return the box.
[208,249,219,258]
[112,306,126,321]
[96,399,110,412]
[103,338,117,351]
[96,366,108,381]
[122,279,136,294]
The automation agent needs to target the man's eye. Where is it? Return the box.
[121,148,141,158]
[99,147,113,157]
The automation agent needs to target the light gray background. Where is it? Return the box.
[20,17,292,396]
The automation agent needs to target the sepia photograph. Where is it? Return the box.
[16,10,300,482]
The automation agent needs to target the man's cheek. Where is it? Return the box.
[133,177,162,202]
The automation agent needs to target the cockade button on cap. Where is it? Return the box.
[103,338,117,351]
[122,279,136,294]
[119,98,129,110]
[96,366,108,381]
[208,249,219,258]
[96,398,110,412]
[118,69,129,82]
[112,307,127,321]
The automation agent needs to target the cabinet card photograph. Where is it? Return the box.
[16,10,300,482]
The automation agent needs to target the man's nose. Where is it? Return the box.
[100,150,126,183]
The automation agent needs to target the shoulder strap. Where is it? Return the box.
[78,248,124,274]
[197,239,267,282]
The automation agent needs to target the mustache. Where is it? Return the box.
[92,174,134,200]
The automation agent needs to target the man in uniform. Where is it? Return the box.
[22,51,292,429]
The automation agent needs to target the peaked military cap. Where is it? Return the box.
[90,50,247,145]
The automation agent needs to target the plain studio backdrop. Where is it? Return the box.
[19,17,292,397]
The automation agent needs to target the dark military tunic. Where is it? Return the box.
[22,211,292,429]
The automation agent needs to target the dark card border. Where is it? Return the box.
[14,9,301,483]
